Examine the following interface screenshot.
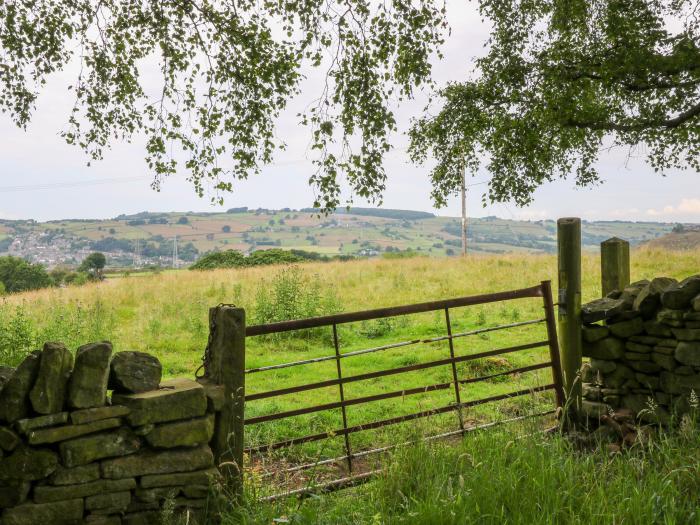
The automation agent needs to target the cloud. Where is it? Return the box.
[646,199,700,218]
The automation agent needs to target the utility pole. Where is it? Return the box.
[461,161,467,256]
[133,238,141,268]
[172,236,178,269]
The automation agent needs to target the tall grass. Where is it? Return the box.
[0,247,696,368]
[230,418,700,524]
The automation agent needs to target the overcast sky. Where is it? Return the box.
[0,2,698,223]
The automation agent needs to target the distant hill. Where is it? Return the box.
[0,209,686,269]
[643,227,700,250]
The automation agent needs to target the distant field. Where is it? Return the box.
[0,208,680,266]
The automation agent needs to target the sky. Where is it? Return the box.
[0,2,698,224]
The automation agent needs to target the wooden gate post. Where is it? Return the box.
[207,306,245,497]
[557,218,582,414]
[601,237,630,297]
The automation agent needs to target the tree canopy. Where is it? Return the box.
[409,0,700,207]
[1,0,697,210]
[0,0,444,211]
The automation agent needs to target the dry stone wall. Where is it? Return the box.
[581,274,700,423]
[0,342,222,525]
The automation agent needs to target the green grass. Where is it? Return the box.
[1,249,699,523]
[227,417,700,524]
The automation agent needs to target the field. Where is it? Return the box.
[1,247,699,522]
[1,209,679,270]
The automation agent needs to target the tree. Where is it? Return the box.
[0,256,52,292]
[410,0,700,207]
[3,1,696,212]
[79,252,107,279]
[221,225,231,233]
[177,216,189,225]
[0,0,444,211]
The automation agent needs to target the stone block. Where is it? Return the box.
[582,337,624,360]
[68,342,112,409]
[182,485,209,498]
[101,445,214,479]
[657,309,685,327]
[112,378,207,427]
[660,371,700,394]
[661,275,700,310]
[197,379,224,412]
[672,328,700,342]
[581,297,628,323]
[85,490,131,513]
[624,352,650,361]
[1,498,83,525]
[686,322,700,329]
[33,477,136,503]
[633,278,677,318]
[0,446,58,481]
[0,366,14,391]
[15,412,69,435]
[582,325,609,343]
[0,480,30,508]
[583,384,602,401]
[608,317,644,338]
[49,463,100,486]
[589,358,616,374]
[0,427,19,451]
[651,352,677,371]
[643,320,673,337]
[109,352,162,394]
[581,400,609,420]
[134,487,180,503]
[0,351,41,423]
[629,335,663,345]
[140,467,218,488]
[145,416,214,449]
[123,511,161,525]
[70,405,130,425]
[675,341,700,366]
[28,417,121,445]
[628,361,661,374]
[29,342,73,415]
[693,294,700,311]
[625,341,652,353]
[652,344,676,356]
[59,427,141,467]
[84,515,123,525]
[634,373,660,390]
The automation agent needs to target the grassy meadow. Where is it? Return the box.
[1,247,699,514]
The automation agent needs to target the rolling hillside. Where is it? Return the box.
[0,207,684,268]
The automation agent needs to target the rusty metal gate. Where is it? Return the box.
[243,281,565,499]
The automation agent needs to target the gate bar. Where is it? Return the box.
[245,384,556,453]
[245,340,549,402]
[245,362,552,424]
[332,323,354,473]
[246,285,544,336]
[244,318,546,374]
[541,281,566,408]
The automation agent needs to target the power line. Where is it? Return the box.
[0,175,148,193]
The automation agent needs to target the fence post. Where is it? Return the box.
[207,306,246,497]
[601,237,630,297]
[557,218,582,415]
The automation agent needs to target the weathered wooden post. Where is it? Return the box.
[601,237,630,296]
[206,306,245,497]
[557,218,582,414]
